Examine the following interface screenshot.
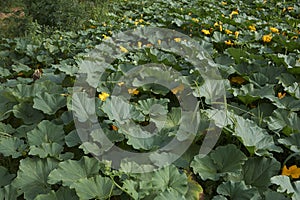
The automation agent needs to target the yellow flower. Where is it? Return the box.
[90,25,96,29]
[99,92,110,101]
[221,1,227,5]
[137,41,142,48]
[171,84,184,94]
[134,21,139,26]
[102,34,110,40]
[230,10,238,18]
[201,29,210,35]
[282,165,300,179]
[278,92,286,99]
[214,22,219,27]
[188,12,192,16]
[191,18,199,23]
[248,25,256,31]
[157,39,161,45]
[174,38,181,42]
[111,125,118,131]
[225,29,233,34]
[117,82,125,86]
[128,88,139,95]
[120,45,129,53]
[262,34,272,43]
[270,27,279,33]
[225,40,234,46]
[234,31,239,38]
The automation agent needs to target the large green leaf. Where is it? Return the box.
[242,157,280,191]
[234,115,282,155]
[278,133,300,153]
[34,187,79,200]
[0,137,27,158]
[154,188,186,200]
[271,175,300,200]
[33,92,67,115]
[191,144,247,181]
[0,185,18,200]
[215,181,261,200]
[72,175,114,200]
[48,156,101,188]
[13,102,44,124]
[29,143,64,158]
[0,166,15,187]
[12,158,58,200]
[71,92,97,123]
[150,165,188,195]
[27,120,65,146]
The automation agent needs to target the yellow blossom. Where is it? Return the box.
[225,40,234,46]
[201,29,210,35]
[90,25,96,29]
[174,38,181,42]
[99,92,110,101]
[221,1,227,5]
[234,31,239,38]
[134,21,139,26]
[191,18,199,23]
[262,34,272,43]
[230,10,238,18]
[102,34,110,40]
[188,12,192,16]
[157,39,161,45]
[225,29,233,34]
[288,6,294,11]
[214,22,219,27]
[171,84,184,94]
[249,25,256,31]
[128,88,139,95]
[282,165,300,179]
[137,41,142,48]
[111,125,118,131]
[120,45,129,53]
[278,92,286,99]
[270,27,279,33]
[117,82,125,86]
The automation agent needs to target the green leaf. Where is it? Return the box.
[65,130,81,147]
[137,98,169,115]
[27,120,65,146]
[13,102,44,124]
[154,188,186,200]
[71,92,97,123]
[271,175,300,200]
[278,133,300,153]
[263,190,289,200]
[102,96,144,124]
[72,175,114,200]
[29,143,64,158]
[48,156,101,188]
[216,181,261,200]
[150,165,188,195]
[0,185,18,200]
[234,115,282,155]
[33,92,67,115]
[191,144,247,181]
[0,166,15,187]
[242,157,280,191]
[122,180,139,200]
[12,158,58,200]
[34,187,79,200]
[0,137,27,158]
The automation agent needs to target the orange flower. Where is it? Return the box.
[128,88,139,95]
[282,165,300,179]
[278,92,286,99]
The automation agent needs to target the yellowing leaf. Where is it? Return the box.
[98,92,110,101]
[119,46,129,53]
[111,125,118,131]
[230,76,246,84]
[171,84,184,94]
[282,165,300,179]
[128,88,139,95]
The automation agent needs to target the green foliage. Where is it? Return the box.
[0,0,300,199]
